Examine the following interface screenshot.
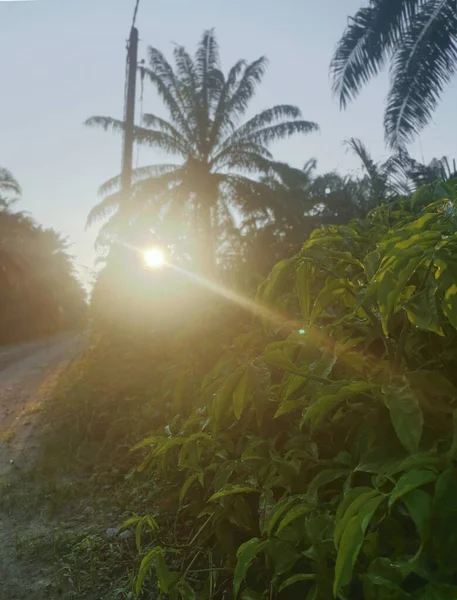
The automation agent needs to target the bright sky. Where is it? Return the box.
[2,0,457,286]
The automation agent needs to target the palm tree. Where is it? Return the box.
[331,0,457,148]
[86,29,318,274]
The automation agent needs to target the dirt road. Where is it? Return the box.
[0,332,86,474]
[0,332,87,599]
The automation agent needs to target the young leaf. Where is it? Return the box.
[233,538,266,598]
[382,386,423,454]
[333,493,385,597]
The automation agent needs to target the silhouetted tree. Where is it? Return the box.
[86,29,318,274]
[331,0,457,147]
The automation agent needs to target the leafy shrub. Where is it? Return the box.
[125,180,457,599]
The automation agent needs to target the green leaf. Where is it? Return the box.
[155,552,172,593]
[276,503,314,533]
[209,484,258,502]
[310,279,349,322]
[404,282,444,336]
[233,370,253,420]
[179,473,201,503]
[307,469,350,502]
[335,490,382,549]
[333,493,385,597]
[267,495,307,536]
[434,252,457,330]
[296,261,311,321]
[136,547,161,596]
[279,573,316,592]
[377,257,423,335]
[262,349,305,377]
[233,538,266,598]
[442,283,457,330]
[402,488,432,542]
[178,581,196,600]
[388,469,438,508]
[383,385,423,454]
[304,381,374,431]
[406,371,457,398]
[259,487,275,534]
[412,584,457,599]
[212,372,243,430]
[260,256,298,305]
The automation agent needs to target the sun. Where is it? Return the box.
[143,247,165,268]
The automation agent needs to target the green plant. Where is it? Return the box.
[126,179,457,599]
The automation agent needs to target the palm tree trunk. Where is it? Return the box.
[199,202,216,278]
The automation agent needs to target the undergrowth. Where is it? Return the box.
[10,180,457,600]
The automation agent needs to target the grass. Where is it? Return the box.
[0,336,166,599]
[22,401,44,415]
[0,428,16,443]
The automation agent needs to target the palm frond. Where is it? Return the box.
[223,105,303,147]
[302,158,318,178]
[208,60,246,145]
[84,116,125,133]
[142,113,194,152]
[331,0,423,108]
[0,168,21,196]
[244,120,319,146]
[86,192,122,229]
[385,0,457,147]
[211,141,273,169]
[144,47,193,138]
[97,164,181,198]
[222,57,269,125]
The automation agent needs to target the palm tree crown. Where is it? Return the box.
[331,0,457,148]
[86,30,318,270]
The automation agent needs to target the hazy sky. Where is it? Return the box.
[2,0,457,286]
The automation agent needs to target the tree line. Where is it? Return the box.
[0,168,86,344]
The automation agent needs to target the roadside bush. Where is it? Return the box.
[125,180,457,599]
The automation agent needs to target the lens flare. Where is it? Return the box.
[143,247,165,268]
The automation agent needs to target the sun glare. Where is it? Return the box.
[143,247,165,268]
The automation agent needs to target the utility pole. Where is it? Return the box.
[121,26,139,201]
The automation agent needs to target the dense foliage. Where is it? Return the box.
[106,180,457,600]
[0,169,86,344]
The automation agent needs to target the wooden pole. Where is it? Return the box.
[121,26,139,200]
